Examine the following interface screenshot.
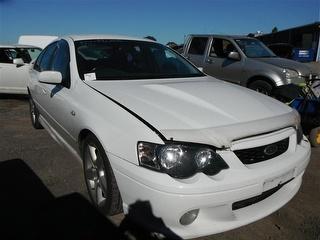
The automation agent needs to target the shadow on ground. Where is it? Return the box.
[0,159,180,240]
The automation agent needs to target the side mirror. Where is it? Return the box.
[227,51,241,61]
[39,71,62,84]
[13,58,24,66]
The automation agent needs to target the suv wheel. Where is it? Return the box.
[249,80,273,95]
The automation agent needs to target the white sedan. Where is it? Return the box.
[0,45,42,94]
[27,35,311,239]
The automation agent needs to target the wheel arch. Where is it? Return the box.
[78,128,113,158]
[247,75,276,88]
[78,128,95,153]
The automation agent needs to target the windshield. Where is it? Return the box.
[75,40,204,80]
[235,39,276,58]
[6,48,42,63]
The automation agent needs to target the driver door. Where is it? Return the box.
[30,40,77,150]
[204,38,244,84]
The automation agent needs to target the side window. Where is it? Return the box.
[0,49,13,64]
[51,40,71,88]
[188,37,208,55]
[38,43,57,72]
[210,39,237,58]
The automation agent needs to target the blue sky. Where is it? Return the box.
[0,0,319,45]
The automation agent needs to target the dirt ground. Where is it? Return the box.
[0,94,319,240]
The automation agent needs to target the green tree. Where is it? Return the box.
[272,27,278,33]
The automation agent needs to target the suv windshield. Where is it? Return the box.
[235,39,276,58]
[75,40,204,80]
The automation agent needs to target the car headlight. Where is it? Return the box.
[137,141,229,178]
[296,124,303,144]
[283,69,300,81]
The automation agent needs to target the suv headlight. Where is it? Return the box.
[137,141,229,178]
[283,69,300,81]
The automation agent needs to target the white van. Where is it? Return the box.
[18,35,58,49]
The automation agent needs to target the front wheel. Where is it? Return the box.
[82,134,122,215]
[248,80,273,96]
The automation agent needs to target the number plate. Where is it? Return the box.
[263,169,294,192]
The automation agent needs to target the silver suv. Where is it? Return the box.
[183,35,317,94]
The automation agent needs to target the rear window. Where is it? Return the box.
[188,37,209,55]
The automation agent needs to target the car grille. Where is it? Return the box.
[232,178,293,210]
[234,138,289,164]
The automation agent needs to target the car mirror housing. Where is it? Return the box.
[13,58,25,66]
[227,51,241,61]
[39,71,62,84]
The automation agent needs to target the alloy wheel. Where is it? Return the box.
[30,100,36,124]
[84,143,108,208]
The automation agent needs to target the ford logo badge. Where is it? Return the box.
[264,144,278,156]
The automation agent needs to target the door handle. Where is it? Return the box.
[206,59,213,64]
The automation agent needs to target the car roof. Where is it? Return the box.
[188,34,254,40]
[0,44,40,49]
[66,34,154,42]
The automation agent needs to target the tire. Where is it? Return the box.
[309,127,320,147]
[29,96,43,129]
[82,134,122,215]
[248,80,273,95]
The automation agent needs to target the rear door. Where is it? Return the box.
[184,36,210,67]
[204,38,244,83]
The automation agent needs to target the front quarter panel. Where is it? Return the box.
[72,81,165,165]
[244,58,286,86]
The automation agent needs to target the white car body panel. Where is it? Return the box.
[0,62,30,94]
[0,45,41,94]
[85,78,299,148]
[27,35,311,239]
